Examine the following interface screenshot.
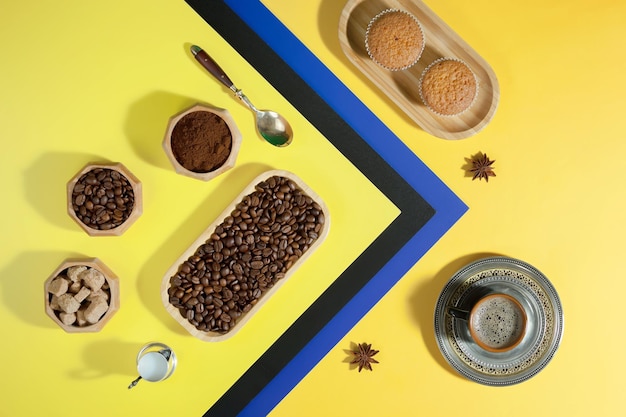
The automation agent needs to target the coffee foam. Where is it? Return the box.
[471,296,524,349]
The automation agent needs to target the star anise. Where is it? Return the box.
[350,342,379,372]
[469,152,496,182]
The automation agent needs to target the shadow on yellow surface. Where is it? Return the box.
[1,251,84,329]
[317,0,346,60]
[67,338,139,380]
[136,162,274,336]
[25,153,106,231]
[408,252,504,379]
[125,90,204,171]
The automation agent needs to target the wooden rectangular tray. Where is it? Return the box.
[161,170,330,342]
[339,0,499,139]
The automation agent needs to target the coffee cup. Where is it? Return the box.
[448,293,527,353]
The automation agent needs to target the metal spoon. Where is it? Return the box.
[190,45,293,147]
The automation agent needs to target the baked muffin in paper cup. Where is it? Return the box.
[365,9,425,71]
[418,57,480,117]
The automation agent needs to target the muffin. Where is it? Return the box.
[419,58,479,116]
[365,9,425,71]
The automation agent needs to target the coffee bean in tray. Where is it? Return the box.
[166,174,326,335]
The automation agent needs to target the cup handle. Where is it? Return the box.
[161,348,177,380]
[448,306,470,321]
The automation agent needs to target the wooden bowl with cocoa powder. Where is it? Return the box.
[67,162,143,236]
[44,258,120,333]
[163,103,242,181]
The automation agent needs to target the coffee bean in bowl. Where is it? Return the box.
[44,258,120,333]
[161,170,329,341]
[163,103,242,181]
[67,162,142,236]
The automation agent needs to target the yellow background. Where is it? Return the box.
[1,1,624,416]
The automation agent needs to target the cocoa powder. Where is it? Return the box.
[171,111,232,173]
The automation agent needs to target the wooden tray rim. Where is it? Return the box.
[338,0,500,139]
[160,169,330,342]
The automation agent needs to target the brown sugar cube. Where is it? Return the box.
[84,299,109,324]
[57,293,81,314]
[49,294,60,311]
[87,289,109,302]
[79,268,105,291]
[59,312,77,326]
[73,286,91,303]
[69,281,82,294]
[76,309,87,327]
[48,276,70,296]
[67,266,87,282]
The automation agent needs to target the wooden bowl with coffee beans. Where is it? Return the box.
[67,162,143,236]
[161,170,330,341]
[44,258,120,333]
[163,103,242,181]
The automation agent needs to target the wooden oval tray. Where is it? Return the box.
[339,0,499,139]
[161,169,330,342]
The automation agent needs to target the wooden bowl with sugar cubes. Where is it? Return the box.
[44,258,120,333]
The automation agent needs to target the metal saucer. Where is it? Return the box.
[434,257,564,386]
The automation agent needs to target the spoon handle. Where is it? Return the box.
[190,45,235,90]
[128,376,142,389]
[448,306,470,321]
